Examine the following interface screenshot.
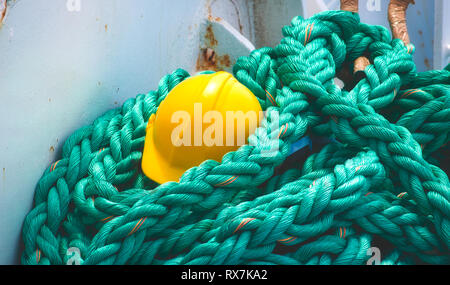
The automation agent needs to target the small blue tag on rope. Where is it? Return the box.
[288,136,313,156]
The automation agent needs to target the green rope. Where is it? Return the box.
[21,11,449,265]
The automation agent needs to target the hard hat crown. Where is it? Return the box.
[142,71,263,184]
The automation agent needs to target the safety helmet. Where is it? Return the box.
[142,71,262,184]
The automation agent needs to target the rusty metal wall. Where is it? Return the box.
[0,0,236,265]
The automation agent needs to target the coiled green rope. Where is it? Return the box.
[21,11,450,265]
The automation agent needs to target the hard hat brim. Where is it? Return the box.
[141,124,186,184]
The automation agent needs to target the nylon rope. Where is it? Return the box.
[21,11,450,265]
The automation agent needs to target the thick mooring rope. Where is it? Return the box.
[21,11,449,265]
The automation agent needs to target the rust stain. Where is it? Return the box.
[197,48,217,71]
[208,14,222,22]
[418,30,423,36]
[104,24,108,32]
[0,0,6,27]
[207,1,212,16]
[205,24,218,47]
[198,2,233,72]
[49,146,55,153]
[196,48,231,72]
[218,54,230,67]
[207,0,242,33]
[424,58,431,69]
[229,0,243,33]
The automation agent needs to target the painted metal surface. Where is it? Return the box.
[0,0,221,265]
[0,0,445,264]
[320,0,436,72]
[434,0,450,69]
[252,0,304,48]
[196,18,255,72]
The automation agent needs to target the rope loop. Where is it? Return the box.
[21,10,450,265]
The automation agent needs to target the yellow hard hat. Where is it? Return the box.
[142,71,263,184]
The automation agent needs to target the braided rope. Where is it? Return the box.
[21,11,449,265]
